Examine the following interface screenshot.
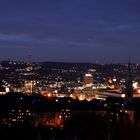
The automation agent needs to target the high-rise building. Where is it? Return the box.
[83,73,93,88]
[25,80,36,95]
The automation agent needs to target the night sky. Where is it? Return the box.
[0,0,140,63]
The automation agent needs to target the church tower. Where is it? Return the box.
[125,60,133,98]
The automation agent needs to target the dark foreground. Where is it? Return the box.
[1,110,140,140]
[0,93,140,140]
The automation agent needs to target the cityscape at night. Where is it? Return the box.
[1,0,140,140]
[0,61,140,139]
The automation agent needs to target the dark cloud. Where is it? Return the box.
[0,0,140,63]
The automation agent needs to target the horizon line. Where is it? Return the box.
[0,60,138,65]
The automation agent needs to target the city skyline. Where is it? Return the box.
[0,0,140,63]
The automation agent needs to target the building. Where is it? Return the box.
[25,80,37,95]
[83,73,93,88]
[125,60,133,99]
[0,87,9,95]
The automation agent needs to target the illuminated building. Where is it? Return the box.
[25,80,37,95]
[73,74,95,101]
[2,109,31,127]
[83,73,93,88]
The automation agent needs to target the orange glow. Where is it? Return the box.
[137,89,140,94]
[108,79,112,83]
[70,94,73,98]
[47,93,51,97]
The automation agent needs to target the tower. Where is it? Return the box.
[125,60,133,98]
